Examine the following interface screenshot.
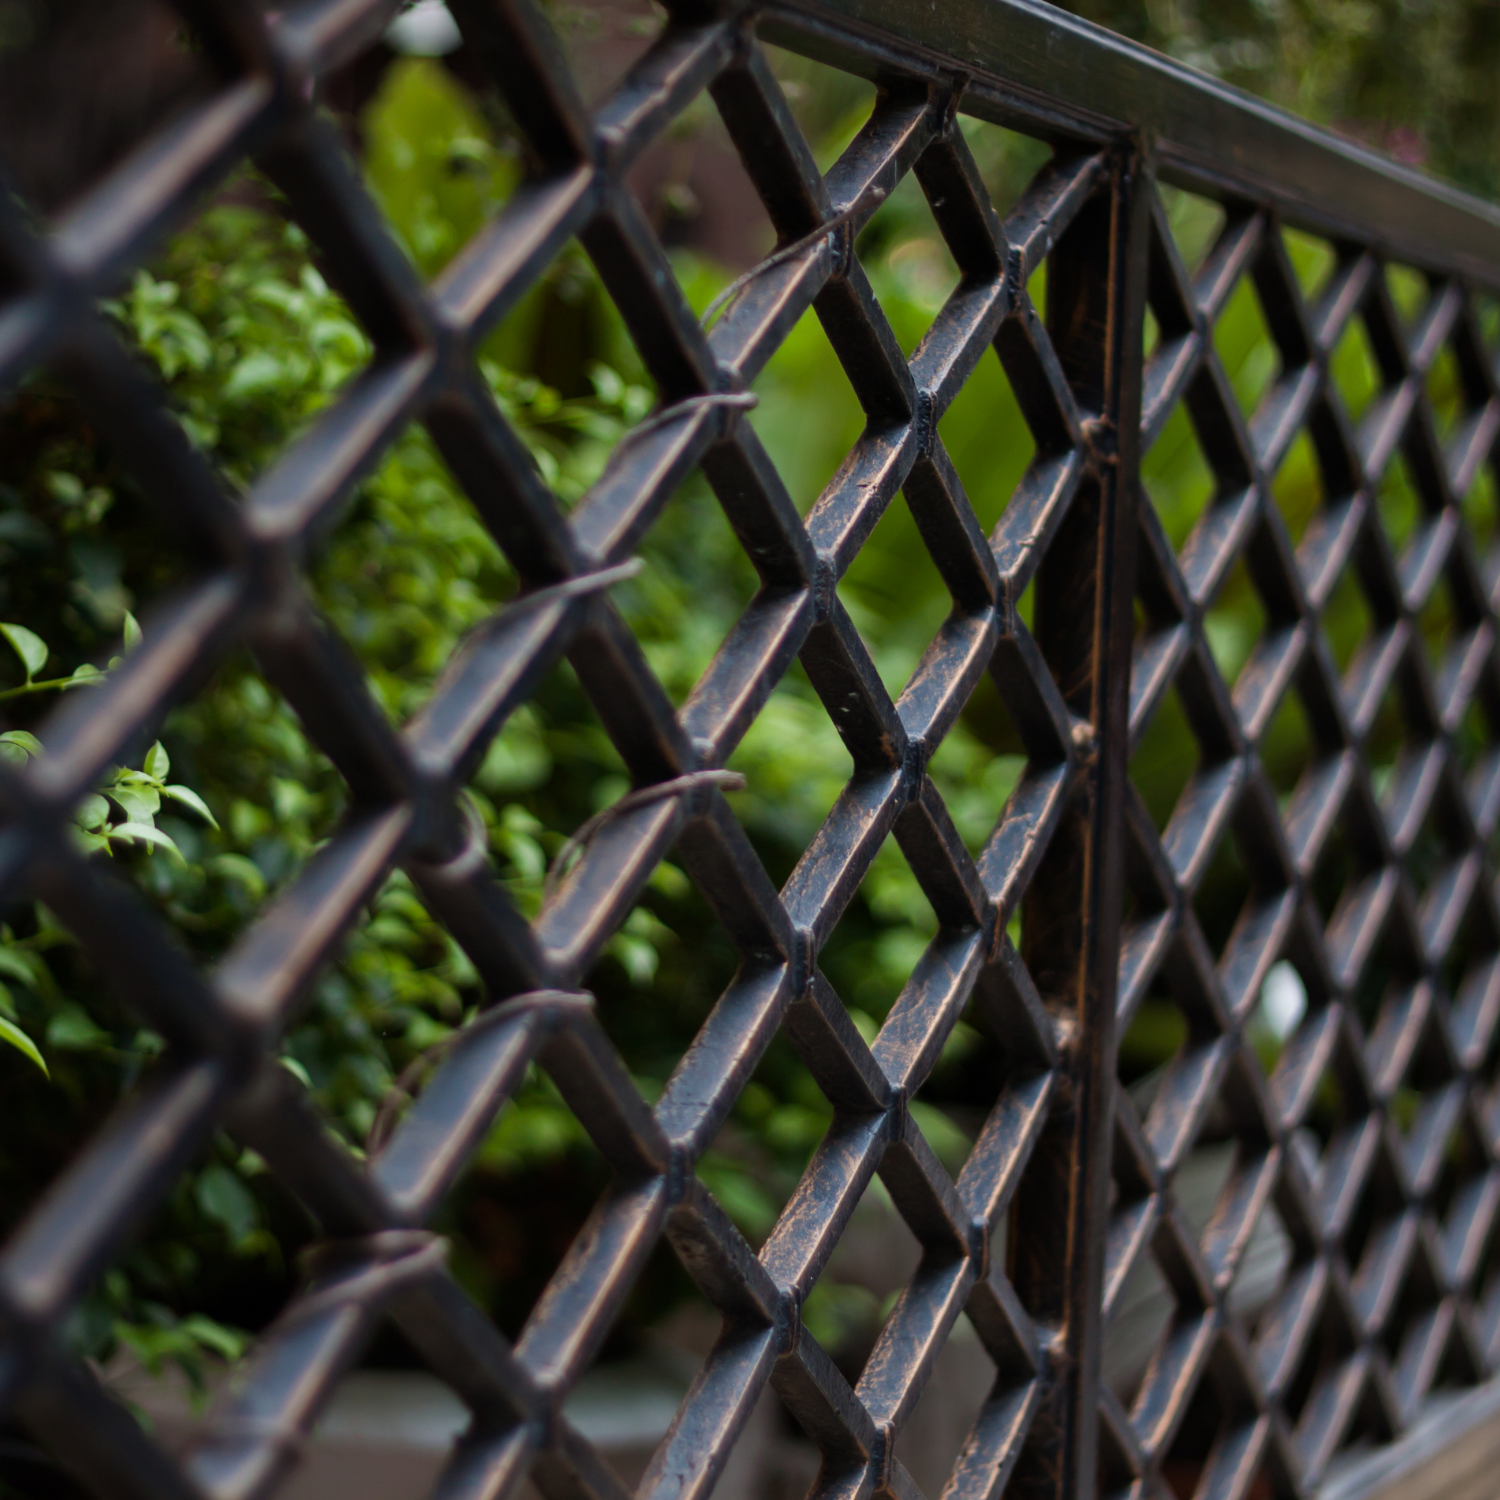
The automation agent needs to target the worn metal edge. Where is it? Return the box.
[761,0,1500,287]
[1319,1378,1500,1500]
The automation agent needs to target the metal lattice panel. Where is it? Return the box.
[1,3,1499,1500]
[1107,195,1500,1499]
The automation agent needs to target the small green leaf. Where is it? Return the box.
[208,853,265,900]
[162,783,217,828]
[109,785,159,824]
[69,662,103,682]
[108,822,184,861]
[46,1003,110,1051]
[176,1314,247,1363]
[70,827,112,857]
[0,623,47,682]
[279,1055,312,1088]
[0,947,42,989]
[195,1164,258,1246]
[0,1015,46,1076]
[144,741,169,780]
[0,730,42,767]
[73,793,110,831]
[123,612,143,652]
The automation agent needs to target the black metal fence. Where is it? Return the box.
[3,2,1500,1499]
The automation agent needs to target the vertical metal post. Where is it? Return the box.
[1010,138,1151,1500]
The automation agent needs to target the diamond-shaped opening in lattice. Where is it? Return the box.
[911,949,1050,1185]
[1283,227,1338,303]
[87,1141,328,1426]
[1276,1284,1365,1432]
[1424,341,1468,447]
[804,1171,922,1382]
[1468,1189,1500,1355]
[0,910,285,1340]
[1120,765,1175,943]
[1213,271,1281,424]
[1439,882,1500,1023]
[548,1251,743,1485]
[723,654,853,889]
[1477,294,1500,353]
[1383,265,1429,331]
[471,248,661,447]
[615,469,766,715]
[1373,449,1422,557]
[1319,552,1377,676]
[1160,1342,1269,1500]
[1428,1104,1492,1249]
[891,1309,999,1496]
[1117,986,1198,1113]
[630,96,773,273]
[578,867,744,1079]
[1250,948,1329,1073]
[1415,566,1464,687]
[1459,458,1499,556]
[1101,1229,1174,1406]
[1374,1245,1481,1419]
[545,0,669,109]
[0,363,212,709]
[1121,1237,1214,1424]
[1361,668,1422,813]
[1096,1399,1143,1500]
[0,0,219,220]
[1158,183,1228,278]
[1170,1040,1289,1310]
[937,335,1039,537]
[45,642,351,1023]
[1192,818,1255,966]
[739,304,867,518]
[694,1015,842,1252]
[1449,697,1496,825]
[855,172,962,362]
[1144,300,1163,365]
[1281,1016,1376,1212]
[960,116,1056,227]
[925,664,1029,862]
[1129,679,1198,837]
[1406,776,1471,931]
[1204,556,1268,695]
[758,41,878,176]
[354,50,525,281]
[837,496,955,705]
[1386,1052,1463,1209]
[303,422,528,729]
[1159,1378,1227,1500]
[819,833,943,1029]
[1143,399,1218,551]
[1260,683,1316,813]
[1227,1193,1297,1343]
[106,178,377,496]
[420,1058,617,1341]
[1329,310,1383,426]
[1308,794,1362,933]
[1271,428,1327,551]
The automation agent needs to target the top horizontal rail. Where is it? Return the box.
[764,0,1500,288]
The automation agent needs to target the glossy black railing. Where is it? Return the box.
[2,3,1500,1500]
